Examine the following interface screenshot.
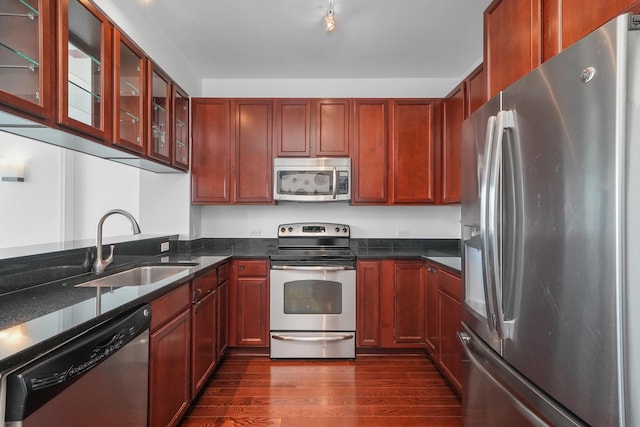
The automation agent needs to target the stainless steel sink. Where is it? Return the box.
[75,265,193,288]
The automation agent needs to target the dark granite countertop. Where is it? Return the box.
[0,236,460,373]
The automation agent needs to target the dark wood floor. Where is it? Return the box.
[180,354,462,427]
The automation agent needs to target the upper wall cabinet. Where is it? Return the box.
[113,29,145,154]
[0,0,54,120]
[484,0,542,97]
[58,0,113,141]
[543,0,640,61]
[172,85,190,170]
[390,100,436,204]
[465,64,485,117]
[274,98,350,157]
[440,84,464,204]
[148,64,171,163]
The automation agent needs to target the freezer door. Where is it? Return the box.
[460,323,585,427]
[461,95,502,354]
[498,15,627,426]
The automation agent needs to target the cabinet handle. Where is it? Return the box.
[192,288,202,304]
[239,265,245,271]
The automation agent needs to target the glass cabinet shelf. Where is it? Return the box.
[121,80,140,96]
[1,0,39,19]
[120,109,140,123]
[0,41,39,70]
[153,101,166,112]
[69,80,101,100]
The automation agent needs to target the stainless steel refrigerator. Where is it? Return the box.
[460,13,640,427]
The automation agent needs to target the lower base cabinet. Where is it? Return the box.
[229,259,269,347]
[149,283,192,427]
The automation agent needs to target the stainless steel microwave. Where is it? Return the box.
[273,157,351,202]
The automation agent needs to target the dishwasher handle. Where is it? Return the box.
[5,304,151,422]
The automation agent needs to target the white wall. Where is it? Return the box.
[0,133,64,248]
[201,204,460,239]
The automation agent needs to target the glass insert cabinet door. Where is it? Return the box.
[0,0,53,118]
[148,66,171,162]
[173,86,189,169]
[58,0,112,140]
[114,30,145,153]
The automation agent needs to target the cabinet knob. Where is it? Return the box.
[239,265,245,271]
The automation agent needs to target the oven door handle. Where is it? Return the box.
[270,265,354,271]
[271,334,354,342]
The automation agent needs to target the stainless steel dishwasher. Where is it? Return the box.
[4,304,150,427]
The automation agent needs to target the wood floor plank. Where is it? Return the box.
[180,354,462,427]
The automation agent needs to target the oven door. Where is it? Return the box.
[269,267,355,331]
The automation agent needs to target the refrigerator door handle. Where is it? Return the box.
[483,111,515,339]
[480,115,500,332]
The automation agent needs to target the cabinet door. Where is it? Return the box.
[217,279,229,359]
[438,289,463,393]
[113,30,145,154]
[485,0,542,97]
[351,99,388,204]
[191,290,217,396]
[172,85,190,170]
[234,99,273,203]
[191,99,232,203]
[274,99,311,156]
[235,277,269,346]
[465,64,486,116]
[0,0,54,119]
[425,264,439,354]
[58,0,112,141]
[314,99,350,156]
[543,0,640,61]
[393,262,426,343]
[441,84,464,204]
[391,100,436,204]
[149,308,191,427]
[356,260,381,347]
[148,64,172,163]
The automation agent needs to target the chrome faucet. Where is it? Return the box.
[93,209,141,274]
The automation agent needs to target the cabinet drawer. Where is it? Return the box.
[236,260,268,277]
[150,283,191,331]
[193,271,217,294]
[218,262,230,284]
[438,268,462,301]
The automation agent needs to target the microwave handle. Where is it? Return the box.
[332,167,337,199]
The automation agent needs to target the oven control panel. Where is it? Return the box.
[278,222,350,237]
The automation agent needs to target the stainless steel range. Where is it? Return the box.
[269,222,356,359]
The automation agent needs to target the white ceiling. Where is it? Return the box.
[114,0,491,81]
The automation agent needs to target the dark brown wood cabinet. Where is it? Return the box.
[543,0,640,60]
[234,99,273,203]
[440,84,464,204]
[217,264,230,359]
[274,98,350,157]
[229,259,269,347]
[356,260,382,347]
[274,99,312,156]
[149,283,191,427]
[172,85,190,170]
[113,29,146,154]
[425,264,439,354]
[351,99,389,204]
[147,64,172,163]
[0,0,54,120]
[57,0,113,141]
[465,64,486,116]
[191,99,272,204]
[484,0,542,97]
[436,266,463,393]
[390,100,436,204]
[191,272,218,397]
[393,261,426,343]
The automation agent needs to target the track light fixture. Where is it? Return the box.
[325,0,336,33]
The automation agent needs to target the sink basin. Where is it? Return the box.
[76,265,193,288]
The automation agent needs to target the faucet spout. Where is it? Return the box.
[93,209,142,274]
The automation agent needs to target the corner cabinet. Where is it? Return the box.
[57,0,113,141]
[0,0,54,119]
[192,99,273,204]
